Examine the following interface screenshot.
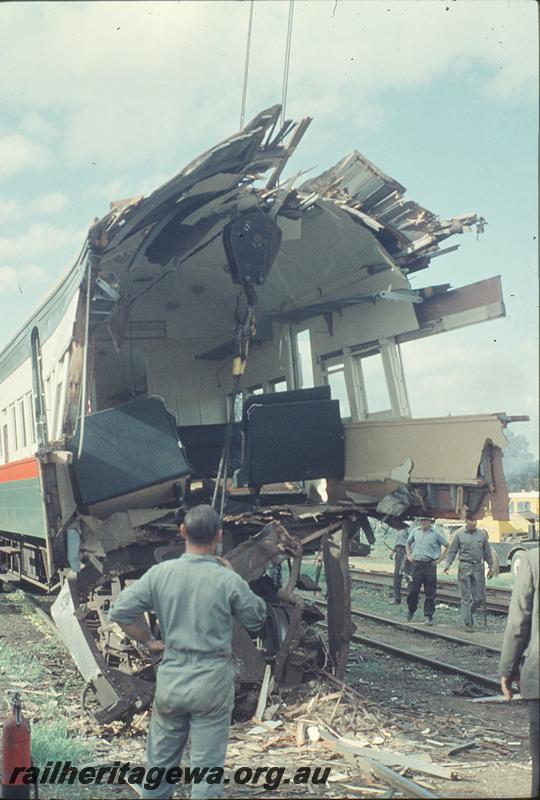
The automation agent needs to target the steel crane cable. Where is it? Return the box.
[281,0,295,127]
[240,0,295,130]
[211,287,258,518]
[239,0,255,128]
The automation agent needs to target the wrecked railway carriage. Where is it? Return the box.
[0,105,517,722]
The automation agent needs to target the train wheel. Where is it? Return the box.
[486,549,499,578]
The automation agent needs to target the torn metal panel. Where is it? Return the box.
[226,521,300,581]
[298,149,483,275]
[79,509,172,557]
[397,276,505,344]
[336,414,509,520]
[231,625,267,684]
[343,414,507,485]
[51,574,154,724]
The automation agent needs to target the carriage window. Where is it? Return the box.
[10,406,18,451]
[270,378,287,393]
[296,329,314,389]
[25,394,35,444]
[325,363,351,419]
[30,326,48,446]
[248,385,264,396]
[361,353,391,413]
[2,424,8,463]
[17,399,27,448]
[53,381,64,440]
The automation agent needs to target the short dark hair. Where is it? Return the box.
[183,505,222,545]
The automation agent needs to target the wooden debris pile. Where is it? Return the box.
[223,674,471,798]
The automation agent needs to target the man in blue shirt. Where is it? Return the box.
[109,505,267,799]
[405,518,448,625]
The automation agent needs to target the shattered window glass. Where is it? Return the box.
[361,353,391,413]
[228,392,244,422]
[326,365,351,418]
[234,392,243,422]
[296,329,314,388]
[270,379,287,392]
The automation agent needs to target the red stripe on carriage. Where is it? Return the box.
[0,457,40,483]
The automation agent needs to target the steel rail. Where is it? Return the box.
[312,599,501,689]
[317,617,501,691]
[352,607,502,652]
[311,599,502,653]
[349,569,510,613]
[350,568,512,599]
[347,630,501,691]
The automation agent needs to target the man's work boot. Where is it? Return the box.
[424,617,434,626]
[464,624,474,632]
[391,599,401,605]
[406,611,414,622]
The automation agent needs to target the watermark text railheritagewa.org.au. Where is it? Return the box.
[9,761,331,791]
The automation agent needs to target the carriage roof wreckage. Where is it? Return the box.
[0,105,522,723]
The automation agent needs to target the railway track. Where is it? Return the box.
[312,598,502,691]
[349,568,511,614]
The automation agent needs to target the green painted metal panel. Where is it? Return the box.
[0,478,47,540]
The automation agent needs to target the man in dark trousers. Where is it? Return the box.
[109,504,267,799]
[405,518,448,625]
[499,547,539,799]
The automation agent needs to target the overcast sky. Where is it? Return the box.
[0,0,538,453]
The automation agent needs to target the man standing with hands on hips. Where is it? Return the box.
[109,505,267,799]
[405,518,448,625]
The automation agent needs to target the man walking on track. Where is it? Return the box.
[405,518,448,625]
[443,517,494,631]
[109,504,267,799]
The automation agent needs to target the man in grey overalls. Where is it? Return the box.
[443,517,493,631]
[109,505,267,799]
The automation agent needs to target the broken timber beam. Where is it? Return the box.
[355,755,442,799]
[322,519,355,680]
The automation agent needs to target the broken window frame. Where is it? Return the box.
[320,356,352,421]
[294,328,315,389]
[268,377,288,393]
[227,391,244,423]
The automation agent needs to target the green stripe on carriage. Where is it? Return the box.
[0,477,47,540]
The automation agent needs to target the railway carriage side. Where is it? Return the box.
[0,261,86,588]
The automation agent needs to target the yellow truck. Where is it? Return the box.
[438,491,539,575]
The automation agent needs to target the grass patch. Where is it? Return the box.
[31,718,91,766]
[0,639,47,682]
